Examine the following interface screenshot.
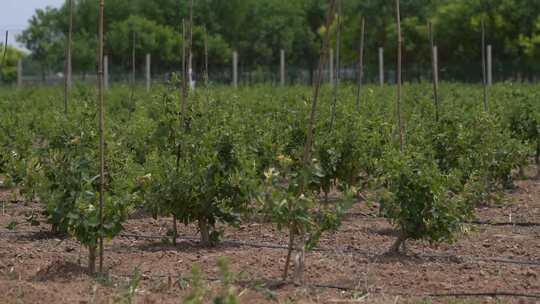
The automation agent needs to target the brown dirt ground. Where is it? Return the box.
[0,167,539,304]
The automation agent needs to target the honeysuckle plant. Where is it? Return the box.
[258,153,355,282]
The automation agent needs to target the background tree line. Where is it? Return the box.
[13,0,540,82]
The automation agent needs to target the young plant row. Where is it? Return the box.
[0,83,538,277]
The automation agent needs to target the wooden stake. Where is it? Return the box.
[145,53,151,92]
[481,20,488,112]
[204,27,209,88]
[355,17,365,112]
[429,22,439,121]
[280,49,286,87]
[180,19,187,118]
[97,0,105,274]
[329,48,334,85]
[233,51,238,88]
[487,45,492,86]
[64,0,73,115]
[104,55,109,90]
[131,31,136,87]
[187,0,193,90]
[396,0,404,151]
[379,47,384,86]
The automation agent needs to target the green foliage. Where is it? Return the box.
[0,82,536,271]
[0,46,25,83]
[16,0,540,78]
[138,83,256,244]
[377,148,474,245]
[258,153,354,250]
[183,258,240,304]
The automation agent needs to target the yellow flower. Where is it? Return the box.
[277,154,293,166]
[264,167,277,180]
[70,136,81,145]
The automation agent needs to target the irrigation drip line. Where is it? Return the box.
[345,212,540,227]
[424,291,540,299]
[468,220,540,227]
[106,272,540,300]
[119,232,540,266]
[3,230,540,267]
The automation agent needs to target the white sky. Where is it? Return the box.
[0,0,65,47]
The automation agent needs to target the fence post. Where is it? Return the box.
[104,55,109,90]
[379,47,384,86]
[17,59,22,88]
[233,50,238,88]
[280,49,286,86]
[146,53,151,92]
[329,48,334,85]
[487,45,493,86]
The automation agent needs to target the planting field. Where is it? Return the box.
[0,84,539,303]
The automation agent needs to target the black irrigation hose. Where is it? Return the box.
[119,233,540,266]
[109,272,540,300]
[346,212,540,227]
[424,291,540,299]
[3,230,540,267]
[468,220,540,227]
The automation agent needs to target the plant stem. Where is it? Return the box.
[283,0,337,283]
[88,245,97,274]
[388,231,407,254]
[535,139,540,179]
[172,213,177,246]
[282,224,295,281]
[198,216,210,246]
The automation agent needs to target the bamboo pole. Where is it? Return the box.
[396,0,404,151]
[131,31,136,87]
[97,0,105,274]
[280,49,286,87]
[283,0,337,283]
[487,45,492,86]
[204,27,209,88]
[355,17,365,112]
[330,0,342,129]
[429,22,439,121]
[104,55,109,90]
[146,53,151,92]
[329,48,334,85]
[481,20,488,112]
[64,0,73,114]
[233,51,238,88]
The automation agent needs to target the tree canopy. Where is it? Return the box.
[15,0,540,80]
